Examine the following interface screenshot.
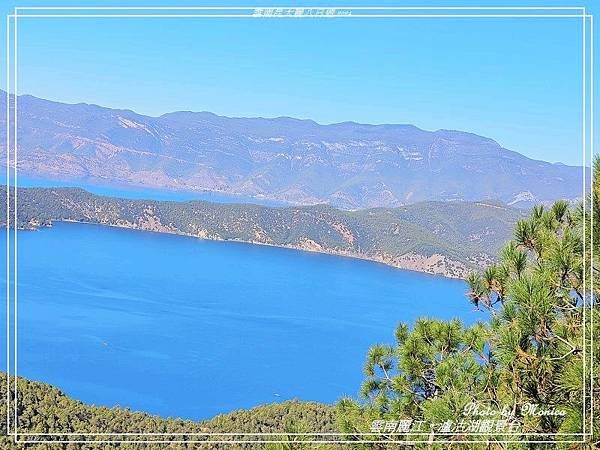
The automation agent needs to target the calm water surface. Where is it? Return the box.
[1,174,286,205]
[2,222,480,420]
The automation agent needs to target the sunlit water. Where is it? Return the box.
[1,222,480,420]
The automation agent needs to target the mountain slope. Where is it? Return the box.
[1,186,524,278]
[0,91,581,209]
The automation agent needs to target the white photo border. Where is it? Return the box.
[4,5,595,445]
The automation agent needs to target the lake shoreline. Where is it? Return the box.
[23,218,470,280]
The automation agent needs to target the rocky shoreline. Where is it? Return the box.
[6,185,515,282]
[25,218,472,279]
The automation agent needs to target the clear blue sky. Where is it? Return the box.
[2,0,597,166]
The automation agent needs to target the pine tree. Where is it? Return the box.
[338,160,600,448]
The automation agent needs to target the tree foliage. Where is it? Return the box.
[0,372,338,450]
[337,161,600,448]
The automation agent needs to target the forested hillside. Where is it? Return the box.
[0,186,523,278]
[0,372,338,449]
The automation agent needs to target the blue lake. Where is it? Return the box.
[2,222,481,420]
[0,174,286,205]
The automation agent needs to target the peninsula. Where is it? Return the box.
[1,186,523,278]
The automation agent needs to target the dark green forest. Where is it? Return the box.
[0,371,339,449]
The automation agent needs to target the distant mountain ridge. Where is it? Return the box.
[0,90,582,209]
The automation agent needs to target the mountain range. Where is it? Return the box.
[0,90,582,209]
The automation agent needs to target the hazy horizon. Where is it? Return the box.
[2,4,588,166]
